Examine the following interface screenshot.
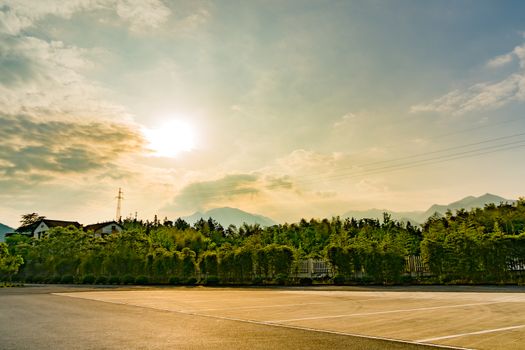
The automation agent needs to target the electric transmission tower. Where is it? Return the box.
[116,188,124,222]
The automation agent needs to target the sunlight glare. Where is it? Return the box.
[144,119,196,157]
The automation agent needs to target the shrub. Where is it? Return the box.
[108,276,121,285]
[50,275,62,284]
[123,275,135,285]
[60,275,75,284]
[399,275,413,285]
[185,277,197,285]
[95,276,108,284]
[82,275,96,284]
[168,276,180,285]
[252,276,263,285]
[32,275,45,284]
[135,275,149,285]
[275,273,288,285]
[332,274,345,285]
[204,275,220,286]
[24,275,34,283]
[299,277,313,286]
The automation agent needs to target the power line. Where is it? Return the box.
[297,140,525,185]
[293,133,525,185]
[173,136,525,201]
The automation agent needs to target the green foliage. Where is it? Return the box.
[185,277,197,285]
[332,275,346,285]
[82,274,95,284]
[60,275,74,284]
[9,202,525,286]
[0,242,24,279]
[95,276,108,284]
[108,276,121,285]
[299,277,313,286]
[123,275,135,285]
[168,276,180,285]
[204,275,220,286]
[274,273,288,285]
[135,275,149,285]
[50,275,61,284]
[421,201,525,283]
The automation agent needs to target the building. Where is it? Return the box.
[15,219,82,239]
[84,221,123,236]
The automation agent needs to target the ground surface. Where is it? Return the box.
[1,285,524,349]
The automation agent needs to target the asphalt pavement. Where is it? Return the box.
[0,285,437,350]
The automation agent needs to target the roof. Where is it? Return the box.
[84,221,122,232]
[16,219,82,234]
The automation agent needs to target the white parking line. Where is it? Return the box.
[269,301,505,323]
[182,302,331,312]
[182,296,403,312]
[417,324,525,343]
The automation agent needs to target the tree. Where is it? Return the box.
[0,243,24,281]
[20,213,45,226]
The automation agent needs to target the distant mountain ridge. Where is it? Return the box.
[343,193,516,224]
[182,207,276,227]
[0,223,14,242]
[421,193,515,219]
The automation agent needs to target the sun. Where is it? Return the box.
[143,119,196,157]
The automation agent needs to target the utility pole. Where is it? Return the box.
[116,188,124,222]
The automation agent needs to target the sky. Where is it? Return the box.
[1,0,525,227]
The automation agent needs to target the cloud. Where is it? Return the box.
[487,53,514,68]
[411,42,525,115]
[333,113,356,128]
[0,115,144,190]
[0,34,126,120]
[265,175,294,190]
[0,0,171,34]
[165,174,261,212]
[115,0,171,31]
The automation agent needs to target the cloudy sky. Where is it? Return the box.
[1,0,525,227]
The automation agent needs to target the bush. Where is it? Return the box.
[108,276,121,285]
[60,275,75,284]
[50,275,62,284]
[135,275,149,285]
[252,276,263,285]
[204,275,220,286]
[123,275,135,285]
[168,276,180,285]
[82,275,96,284]
[399,275,413,285]
[332,274,346,285]
[185,277,197,285]
[299,277,313,286]
[95,276,108,284]
[275,273,288,285]
[24,275,34,283]
[32,275,45,284]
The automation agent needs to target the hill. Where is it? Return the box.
[342,193,516,224]
[0,223,14,242]
[422,193,515,218]
[182,207,276,227]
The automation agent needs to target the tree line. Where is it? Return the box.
[2,199,525,285]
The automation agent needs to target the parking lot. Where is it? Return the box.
[57,285,525,349]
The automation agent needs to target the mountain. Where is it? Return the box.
[0,223,14,242]
[342,193,516,225]
[422,193,516,219]
[182,207,277,227]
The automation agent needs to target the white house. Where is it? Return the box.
[16,219,82,239]
[84,221,123,236]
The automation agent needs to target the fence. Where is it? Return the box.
[292,259,331,278]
